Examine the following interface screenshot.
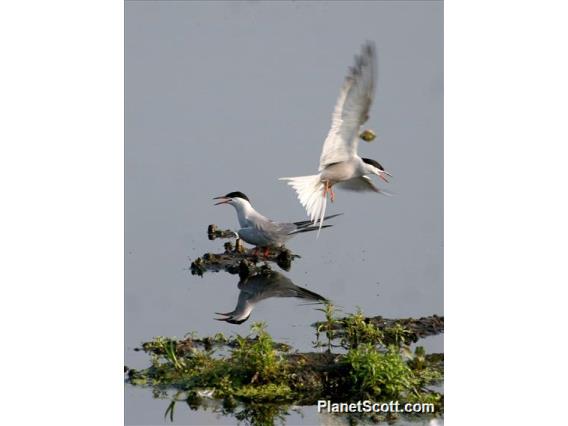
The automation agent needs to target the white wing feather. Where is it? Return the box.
[319,42,376,171]
[279,175,326,225]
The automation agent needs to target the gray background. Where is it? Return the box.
[125,1,443,424]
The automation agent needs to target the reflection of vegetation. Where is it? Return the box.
[126,307,444,424]
[151,388,289,425]
[159,391,295,426]
[232,401,292,426]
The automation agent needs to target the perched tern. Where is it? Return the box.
[215,270,327,324]
[280,42,391,230]
[214,191,341,254]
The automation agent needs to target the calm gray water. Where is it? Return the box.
[125,2,443,424]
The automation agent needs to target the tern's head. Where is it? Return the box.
[214,313,250,324]
[213,191,252,209]
[362,158,391,183]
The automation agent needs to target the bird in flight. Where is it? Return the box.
[280,42,391,232]
[213,191,341,255]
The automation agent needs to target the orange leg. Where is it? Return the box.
[263,247,270,258]
[324,180,335,202]
[324,180,334,200]
[322,180,336,202]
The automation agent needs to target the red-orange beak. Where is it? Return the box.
[213,196,231,206]
[379,170,392,183]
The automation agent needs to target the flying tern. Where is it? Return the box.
[279,42,391,230]
[215,270,327,324]
[213,191,340,254]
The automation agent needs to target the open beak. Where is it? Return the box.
[379,171,391,183]
[213,196,231,206]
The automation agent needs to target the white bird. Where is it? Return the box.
[280,42,391,231]
[213,191,341,255]
[215,270,327,324]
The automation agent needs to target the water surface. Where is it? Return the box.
[125,2,443,424]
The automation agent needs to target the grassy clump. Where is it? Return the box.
[341,309,385,349]
[346,344,416,398]
[313,310,444,346]
[314,302,339,351]
[127,308,444,423]
[129,323,295,402]
[230,323,288,386]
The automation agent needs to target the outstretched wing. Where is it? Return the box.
[319,42,376,171]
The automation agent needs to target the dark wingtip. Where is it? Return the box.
[324,213,343,220]
[294,286,328,302]
[292,224,333,234]
[293,213,343,228]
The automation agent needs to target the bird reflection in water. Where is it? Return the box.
[215,270,327,324]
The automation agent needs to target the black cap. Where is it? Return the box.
[362,158,385,171]
[224,316,250,325]
[224,191,250,202]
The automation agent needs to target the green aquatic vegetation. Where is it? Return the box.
[383,323,414,347]
[126,310,444,423]
[230,322,288,385]
[129,323,293,395]
[313,314,443,348]
[345,344,417,399]
[314,307,419,354]
[340,309,385,349]
[314,302,339,352]
[408,347,444,386]
[164,340,186,371]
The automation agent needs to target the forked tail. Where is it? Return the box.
[279,174,328,236]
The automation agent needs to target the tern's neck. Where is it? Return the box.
[357,156,372,174]
[231,201,262,228]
